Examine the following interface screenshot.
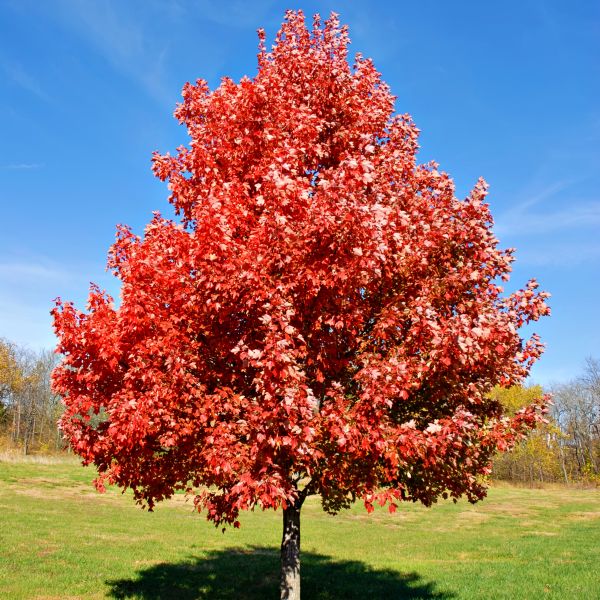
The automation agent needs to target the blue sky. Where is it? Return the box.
[0,0,598,387]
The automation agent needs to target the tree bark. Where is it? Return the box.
[280,504,301,600]
[558,440,569,484]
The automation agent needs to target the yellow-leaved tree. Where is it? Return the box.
[491,385,567,484]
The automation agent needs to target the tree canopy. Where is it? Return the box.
[52,11,550,598]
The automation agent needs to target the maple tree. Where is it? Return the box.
[52,11,550,600]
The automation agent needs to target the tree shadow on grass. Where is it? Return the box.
[107,546,454,600]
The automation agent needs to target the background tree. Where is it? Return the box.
[52,12,550,600]
[491,385,565,484]
[551,359,600,482]
[489,362,600,486]
[0,340,62,453]
[0,339,21,434]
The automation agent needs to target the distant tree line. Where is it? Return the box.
[0,338,62,454]
[492,358,600,485]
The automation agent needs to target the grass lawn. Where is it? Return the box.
[1,455,599,599]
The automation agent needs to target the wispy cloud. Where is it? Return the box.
[49,0,175,106]
[508,180,572,212]
[494,178,600,267]
[1,163,44,170]
[495,200,600,237]
[516,240,600,267]
[0,260,71,283]
[0,295,57,351]
[0,254,120,350]
[191,0,280,29]
[0,58,49,101]
[0,257,73,350]
[60,0,145,62]
[494,179,600,237]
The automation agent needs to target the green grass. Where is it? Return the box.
[1,456,599,599]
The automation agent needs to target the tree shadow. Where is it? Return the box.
[107,546,454,600]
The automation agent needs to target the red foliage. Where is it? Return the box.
[52,11,550,526]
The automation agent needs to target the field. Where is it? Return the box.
[1,456,599,599]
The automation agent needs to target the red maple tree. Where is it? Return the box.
[52,11,550,599]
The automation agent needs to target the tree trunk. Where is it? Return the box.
[558,441,569,484]
[280,504,301,600]
[14,400,21,444]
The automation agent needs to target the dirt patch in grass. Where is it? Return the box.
[567,511,600,521]
[133,558,165,567]
[0,452,80,465]
[12,476,86,488]
[476,502,536,517]
[455,510,490,523]
[34,596,103,600]
[341,513,410,529]
[5,479,116,505]
[37,543,59,557]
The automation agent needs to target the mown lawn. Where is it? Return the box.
[1,456,599,599]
